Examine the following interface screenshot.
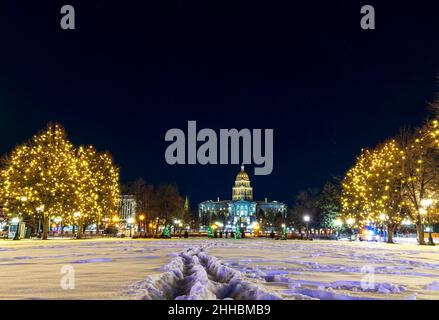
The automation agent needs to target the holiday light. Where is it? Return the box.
[0,123,120,240]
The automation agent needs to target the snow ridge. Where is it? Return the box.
[125,245,282,300]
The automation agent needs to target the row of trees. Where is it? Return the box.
[287,182,341,234]
[122,178,194,234]
[0,124,120,239]
[341,104,439,244]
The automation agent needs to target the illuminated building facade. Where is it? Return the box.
[118,195,137,221]
[198,165,287,231]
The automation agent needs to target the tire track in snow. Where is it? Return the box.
[124,244,283,300]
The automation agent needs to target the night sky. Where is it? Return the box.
[1,1,439,206]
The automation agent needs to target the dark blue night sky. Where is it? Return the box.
[1,1,439,206]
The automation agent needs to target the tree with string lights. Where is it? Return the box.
[341,148,374,230]
[0,124,78,240]
[0,124,120,240]
[366,139,406,243]
[400,122,439,245]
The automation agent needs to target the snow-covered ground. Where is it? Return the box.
[1,238,439,300]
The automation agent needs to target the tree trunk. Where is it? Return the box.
[77,220,83,239]
[387,225,395,244]
[42,215,49,240]
[416,222,426,245]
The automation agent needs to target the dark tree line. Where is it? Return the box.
[287,180,342,235]
[122,178,196,234]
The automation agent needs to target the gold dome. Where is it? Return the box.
[236,164,249,181]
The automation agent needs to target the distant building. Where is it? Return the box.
[118,195,137,221]
[198,165,287,232]
[117,195,137,236]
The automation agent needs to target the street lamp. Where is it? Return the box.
[36,205,44,238]
[127,217,135,237]
[303,215,310,239]
[334,219,343,227]
[139,214,145,232]
[333,218,343,239]
[420,198,435,246]
[174,219,181,234]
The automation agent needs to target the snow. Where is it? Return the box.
[207,239,439,300]
[1,238,439,299]
[425,281,439,291]
[126,245,284,300]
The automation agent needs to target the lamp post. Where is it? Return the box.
[303,215,310,239]
[420,198,435,246]
[13,196,28,240]
[127,217,135,237]
[36,205,44,238]
[333,218,343,240]
[174,219,181,235]
[139,215,145,232]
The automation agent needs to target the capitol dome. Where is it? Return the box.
[232,165,253,201]
[236,165,250,181]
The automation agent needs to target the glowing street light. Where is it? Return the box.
[333,219,343,227]
[127,217,135,237]
[215,221,224,227]
[139,215,145,232]
[333,219,343,240]
[346,218,355,226]
[303,215,311,239]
